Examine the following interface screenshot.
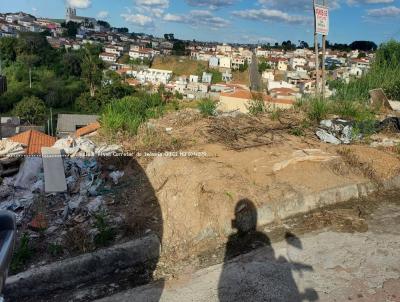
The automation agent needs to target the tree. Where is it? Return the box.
[239,61,249,72]
[258,61,271,73]
[164,33,175,41]
[357,52,367,59]
[13,96,46,124]
[299,41,309,49]
[81,47,104,97]
[97,20,110,28]
[62,52,82,77]
[172,40,187,55]
[18,54,39,88]
[62,21,80,38]
[0,37,18,65]
[349,41,377,52]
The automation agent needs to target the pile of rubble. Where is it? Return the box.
[316,117,400,145]
[0,137,124,228]
[53,136,122,157]
[316,119,355,145]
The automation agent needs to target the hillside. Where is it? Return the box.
[151,56,208,78]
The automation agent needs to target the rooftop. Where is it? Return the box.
[10,130,56,155]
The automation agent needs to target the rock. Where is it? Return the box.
[316,129,342,145]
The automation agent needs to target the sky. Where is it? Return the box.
[1,0,399,44]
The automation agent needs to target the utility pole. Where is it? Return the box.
[313,0,320,97]
[321,0,327,99]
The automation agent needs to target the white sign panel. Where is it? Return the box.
[315,5,329,36]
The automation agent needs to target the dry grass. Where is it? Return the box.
[206,114,295,150]
[232,70,250,85]
[152,56,208,77]
[64,226,93,254]
[133,127,183,153]
[337,148,381,185]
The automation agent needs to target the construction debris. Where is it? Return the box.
[53,137,122,157]
[0,140,25,158]
[42,147,67,193]
[316,119,355,145]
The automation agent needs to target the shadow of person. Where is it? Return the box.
[218,199,318,302]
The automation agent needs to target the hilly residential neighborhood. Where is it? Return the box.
[0,0,399,301]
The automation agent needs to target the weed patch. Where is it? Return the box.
[197,99,216,117]
[11,233,34,273]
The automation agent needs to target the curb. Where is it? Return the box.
[5,234,160,300]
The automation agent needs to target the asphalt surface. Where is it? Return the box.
[249,53,261,92]
[96,199,400,302]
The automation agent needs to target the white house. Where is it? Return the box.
[189,75,199,83]
[267,80,295,92]
[231,57,245,70]
[104,46,121,56]
[134,68,173,85]
[202,72,212,84]
[219,57,231,69]
[290,57,307,69]
[262,71,274,81]
[217,44,232,54]
[99,52,118,63]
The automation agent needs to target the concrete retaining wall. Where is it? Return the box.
[5,234,160,299]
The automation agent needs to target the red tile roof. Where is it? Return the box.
[10,130,56,155]
[75,122,101,137]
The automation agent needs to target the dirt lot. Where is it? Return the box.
[151,56,208,78]
[8,108,400,277]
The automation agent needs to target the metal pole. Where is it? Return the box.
[29,68,32,89]
[50,108,53,136]
[321,0,327,99]
[313,0,320,97]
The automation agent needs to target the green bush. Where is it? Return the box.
[334,40,400,102]
[197,98,217,117]
[13,96,47,124]
[11,233,34,273]
[94,212,115,247]
[101,93,164,135]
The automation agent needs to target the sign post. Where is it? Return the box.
[314,2,329,99]
[313,0,319,96]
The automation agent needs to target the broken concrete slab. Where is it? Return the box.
[41,147,67,193]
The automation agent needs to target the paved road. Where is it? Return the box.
[249,53,261,91]
[96,201,400,302]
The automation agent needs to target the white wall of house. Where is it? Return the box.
[219,57,231,69]
[267,81,294,91]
